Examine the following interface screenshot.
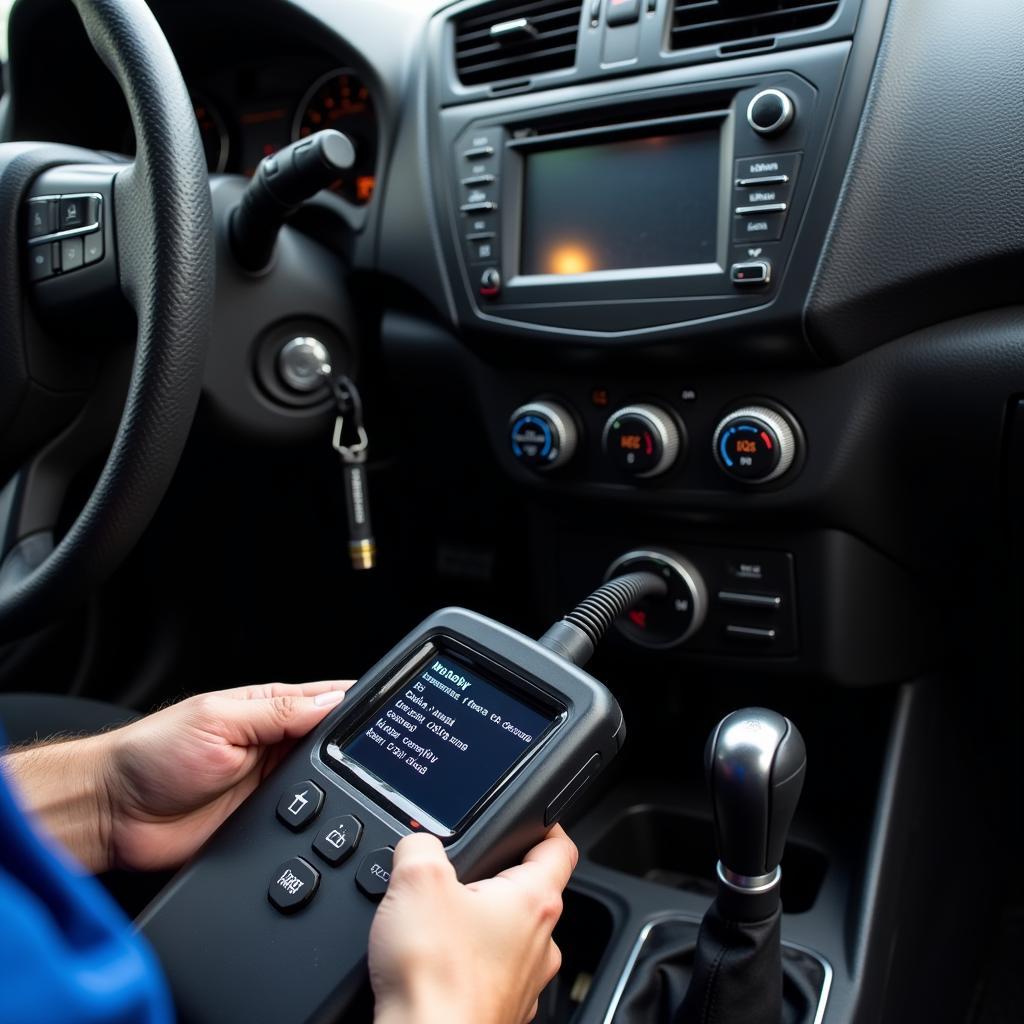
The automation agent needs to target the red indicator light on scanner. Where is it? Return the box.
[628,609,647,629]
[409,819,422,830]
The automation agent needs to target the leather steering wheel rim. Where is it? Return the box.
[0,0,214,640]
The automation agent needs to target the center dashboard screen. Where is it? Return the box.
[519,127,720,276]
[339,650,558,832]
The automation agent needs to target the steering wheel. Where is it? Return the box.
[0,0,213,641]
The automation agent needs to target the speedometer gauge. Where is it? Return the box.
[292,69,378,204]
[192,93,229,174]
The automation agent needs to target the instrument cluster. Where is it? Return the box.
[176,61,378,205]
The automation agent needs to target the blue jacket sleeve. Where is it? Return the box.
[0,752,174,1024]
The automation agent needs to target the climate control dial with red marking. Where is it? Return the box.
[712,405,798,484]
[602,403,683,478]
[605,549,708,649]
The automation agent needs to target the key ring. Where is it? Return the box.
[333,416,369,461]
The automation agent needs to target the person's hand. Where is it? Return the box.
[3,680,353,873]
[103,680,354,871]
[369,826,578,1024]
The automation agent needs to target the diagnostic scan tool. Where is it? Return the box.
[139,572,665,1023]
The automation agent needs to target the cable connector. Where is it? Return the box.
[539,571,668,667]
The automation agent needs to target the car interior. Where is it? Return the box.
[1,0,1022,1021]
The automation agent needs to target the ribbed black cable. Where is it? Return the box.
[563,571,667,649]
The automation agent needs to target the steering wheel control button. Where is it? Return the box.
[713,405,798,484]
[61,237,85,273]
[730,261,772,286]
[275,781,326,832]
[28,199,57,239]
[59,196,87,231]
[83,233,104,266]
[747,89,795,136]
[28,244,56,282]
[355,847,395,901]
[277,337,332,393]
[605,549,708,648]
[509,401,579,472]
[268,857,320,914]
[312,815,364,866]
[603,404,683,478]
[479,267,501,298]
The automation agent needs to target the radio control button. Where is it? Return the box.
[479,267,501,297]
[461,173,496,186]
[355,847,395,901]
[733,213,784,243]
[465,213,497,237]
[730,261,771,286]
[463,145,495,160]
[460,200,498,214]
[747,89,795,136]
[735,153,799,184]
[736,183,791,208]
[466,237,498,263]
[268,856,320,914]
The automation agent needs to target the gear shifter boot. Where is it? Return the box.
[678,901,782,1024]
[609,918,824,1024]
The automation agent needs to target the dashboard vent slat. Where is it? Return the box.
[669,0,840,51]
[455,0,584,88]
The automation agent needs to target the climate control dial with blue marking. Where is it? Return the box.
[712,405,797,483]
[508,400,578,472]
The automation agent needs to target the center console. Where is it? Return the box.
[426,16,854,343]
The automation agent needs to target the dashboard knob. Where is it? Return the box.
[509,400,578,471]
[713,405,798,484]
[605,549,708,648]
[746,89,795,137]
[603,403,683,478]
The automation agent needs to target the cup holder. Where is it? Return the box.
[589,807,827,913]
[536,888,616,1023]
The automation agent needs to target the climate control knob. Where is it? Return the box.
[509,400,578,471]
[603,404,683,478]
[713,405,798,484]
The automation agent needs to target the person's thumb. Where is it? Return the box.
[196,688,346,748]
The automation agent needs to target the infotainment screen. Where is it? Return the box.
[335,648,560,832]
[519,127,720,276]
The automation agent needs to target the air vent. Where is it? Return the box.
[669,0,840,52]
[454,0,584,88]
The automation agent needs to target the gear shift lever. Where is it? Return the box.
[706,707,806,921]
[677,708,806,1024]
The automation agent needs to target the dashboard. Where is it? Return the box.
[5,1,1024,1023]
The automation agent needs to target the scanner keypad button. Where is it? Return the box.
[275,781,325,831]
[355,847,395,901]
[312,814,364,866]
[268,856,320,914]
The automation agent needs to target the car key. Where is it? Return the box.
[331,375,376,571]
